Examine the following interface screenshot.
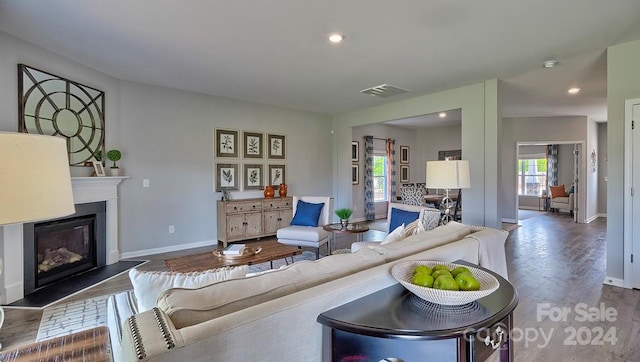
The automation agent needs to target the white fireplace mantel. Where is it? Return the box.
[0,176,127,304]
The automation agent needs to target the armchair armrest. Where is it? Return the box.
[120,308,184,361]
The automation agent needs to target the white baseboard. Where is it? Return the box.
[597,213,608,218]
[602,276,625,288]
[518,206,539,211]
[120,239,218,259]
[501,218,518,224]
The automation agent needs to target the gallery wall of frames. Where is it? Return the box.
[214,128,287,192]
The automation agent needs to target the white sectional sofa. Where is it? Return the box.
[108,221,509,361]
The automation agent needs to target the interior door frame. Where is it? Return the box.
[516,141,586,223]
[624,98,640,288]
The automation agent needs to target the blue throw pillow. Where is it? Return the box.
[290,200,325,227]
[389,208,420,232]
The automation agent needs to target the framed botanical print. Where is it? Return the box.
[243,163,264,190]
[400,165,410,183]
[215,163,239,191]
[400,146,409,164]
[215,128,239,158]
[351,141,359,162]
[267,134,286,159]
[351,164,359,185]
[268,164,286,186]
[243,131,264,159]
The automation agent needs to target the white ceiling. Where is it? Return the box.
[1,0,640,124]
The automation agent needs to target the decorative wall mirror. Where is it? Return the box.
[18,64,105,166]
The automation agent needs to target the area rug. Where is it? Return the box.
[36,294,109,341]
[248,250,316,273]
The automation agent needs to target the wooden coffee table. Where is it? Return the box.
[0,326,111,362]
[164,239,302,272]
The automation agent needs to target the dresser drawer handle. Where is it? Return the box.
[484,326,505,350]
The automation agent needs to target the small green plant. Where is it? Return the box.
[94,150,102,161]
[335,208,353,220]
[106,149,122,168]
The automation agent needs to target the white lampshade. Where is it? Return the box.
[0,132,75,225]
[425,160,470,189]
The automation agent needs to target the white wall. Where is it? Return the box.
[0,31,333,258]
[557,144,575,188]
[335,81,502,228]
[586,119,599,221]
[597,122,607,215]
[349,123,461,220]
[501,116,592,221]
[606,38,640,281]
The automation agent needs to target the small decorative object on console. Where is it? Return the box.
[278,183,288,197]
[264,185,275,198]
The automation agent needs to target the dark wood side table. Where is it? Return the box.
[323,223,369,252]
[317,261,518,362]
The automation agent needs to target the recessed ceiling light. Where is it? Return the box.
[568,87,581,94]
[328,33,344,43]
[329,33,344,44]
[543,60,558,68]
[439,112,447,118]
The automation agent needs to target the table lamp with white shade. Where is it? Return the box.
[0,132,75,349]
[425,160,470,224]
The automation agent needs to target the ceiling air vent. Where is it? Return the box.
[360,84,409,98]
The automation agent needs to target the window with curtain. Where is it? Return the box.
[373,154,388,201]
[518,157,548,196]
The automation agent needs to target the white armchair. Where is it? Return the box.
[550,192,574,216]
[277,196,334,259]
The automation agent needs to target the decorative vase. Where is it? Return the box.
[340,219,349,229]
[278,183,288,197]
[264,185,275,198]
[109,168,121,176]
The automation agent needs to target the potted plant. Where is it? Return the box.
[106,149,122,176]
[335,208,353,229]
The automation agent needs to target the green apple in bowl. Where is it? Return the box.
[431,269,453,280]
[412,273,435,287]
[455,273,481,291]
[434,275,460,291]
[451,266,471,277]
[413,265,433,275]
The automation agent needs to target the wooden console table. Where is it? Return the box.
[216,197,292,247]
[317,261,518,362]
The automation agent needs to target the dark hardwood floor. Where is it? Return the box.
[2,213,638,360]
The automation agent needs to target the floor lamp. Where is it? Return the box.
[425,160,470,224]
[0,132,75,349]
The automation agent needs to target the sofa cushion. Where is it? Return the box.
[388,208,420,232]
[552,196,570,203]
[550,184,567,198]
[157,247,386,329]
[290,200,324,227]
[369,221,472,262]
[129,265,248,312]
[381,224,406,245]
[403,219,424,237]
[422,208,442,230]
[277,225,329,241]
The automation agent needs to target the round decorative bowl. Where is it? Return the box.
[391,261,500,306]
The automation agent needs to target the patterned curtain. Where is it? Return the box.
[386,138,396,202]
[547,144,559,190]
[364,136,375,220]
